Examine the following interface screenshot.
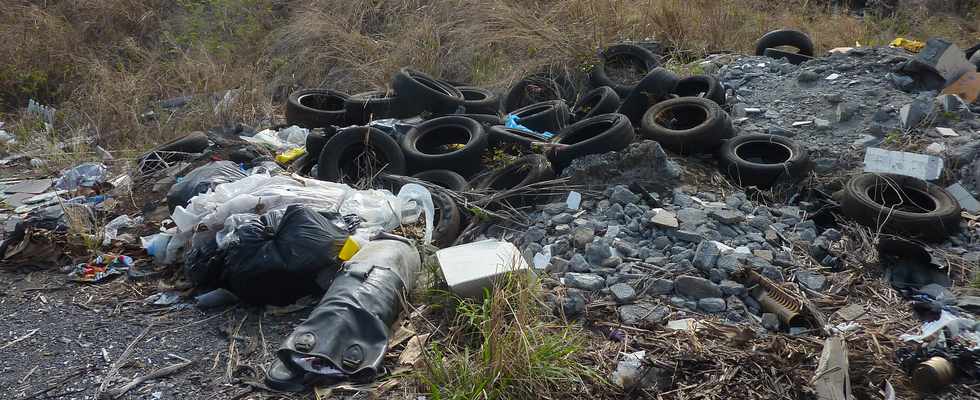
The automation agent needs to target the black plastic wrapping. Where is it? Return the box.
[275,237,420,385]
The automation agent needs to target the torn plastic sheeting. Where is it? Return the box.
[221,205,351,305]
[166,161,248,212]
[900,310,977,345]
[274,237,420,387]
[504,114,555,140]
[863,147,943,181]
[55,162,107,191]
[103,214,142,246]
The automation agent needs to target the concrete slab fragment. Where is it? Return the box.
[946,182,980,212]
[863,147,944,181]
[4,179,53,194]
[436,239,531,298]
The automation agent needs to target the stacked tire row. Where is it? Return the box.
[280,32,964,245]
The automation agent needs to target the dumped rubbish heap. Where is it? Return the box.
[2,29,980,399]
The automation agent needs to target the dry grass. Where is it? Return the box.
[0,0,977,160]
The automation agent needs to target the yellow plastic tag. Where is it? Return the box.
[338,236,361,261]
[275,147,307,164]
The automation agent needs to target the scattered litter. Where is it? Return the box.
[67,254,133,283]
[55,163,107,191]
[610,351,646,388]
[792,121,813,127]
[890,37,925,53]
[666,319,699,331]
[834,304,869,322]
[566,191,582,210]
[811,336,853,400]
[436,239,531,298]
[744,107,763,113]
[146,291,182,306]
[825,73,840,80]
[863,147,944,181]
[935,127,959,137]
[103,215,142,245]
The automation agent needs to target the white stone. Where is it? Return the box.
[925,142,947,155]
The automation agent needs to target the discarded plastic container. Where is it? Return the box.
[268,235,420,391]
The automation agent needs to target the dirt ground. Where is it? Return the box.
[0,266,311,400]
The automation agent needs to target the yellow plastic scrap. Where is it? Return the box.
[275,147,306,164]
[338,236,361,261]
[890,37,925,53]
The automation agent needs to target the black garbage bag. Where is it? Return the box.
[221,205,350,306]
[183,229,226,287]
[266,236,420,390]
[166,161,247,211]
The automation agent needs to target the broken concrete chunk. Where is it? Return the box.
[924,142,947,155]
[899,99,933,129]
[914,38,975,84]
[674,275,722,299]
[946,182,980,212]
[436,239,532,298]
[650,208,679,228]
[935,127,959,137]
[863,147,944,181]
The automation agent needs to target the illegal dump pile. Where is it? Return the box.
[2,30,980,399]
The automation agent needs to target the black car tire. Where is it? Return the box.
[412,169,469,192]
[717,134,811,189]
[617,67,680,125]
[754,29,815,57]
[572,86,621,121]
[639,97,733,155]
[503,71,576,112]
[400,116,488,177]
[509,100,570,134]
[840,173,961,240]
[391,68,464,115]
[672,75,726,106]
[285,89,349,128]
[548,113,635,172]
[317,126,406,183]
[589,43,660,97]
[344,90,415,125]
[456,86,500,115]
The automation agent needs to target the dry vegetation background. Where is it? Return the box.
[0,0,977,160]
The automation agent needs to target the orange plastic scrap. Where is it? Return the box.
[942,71,980,104]
[890,37,926,53]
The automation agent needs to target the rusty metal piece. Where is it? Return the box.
[912,357,954,393]
[745,269,805,327]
